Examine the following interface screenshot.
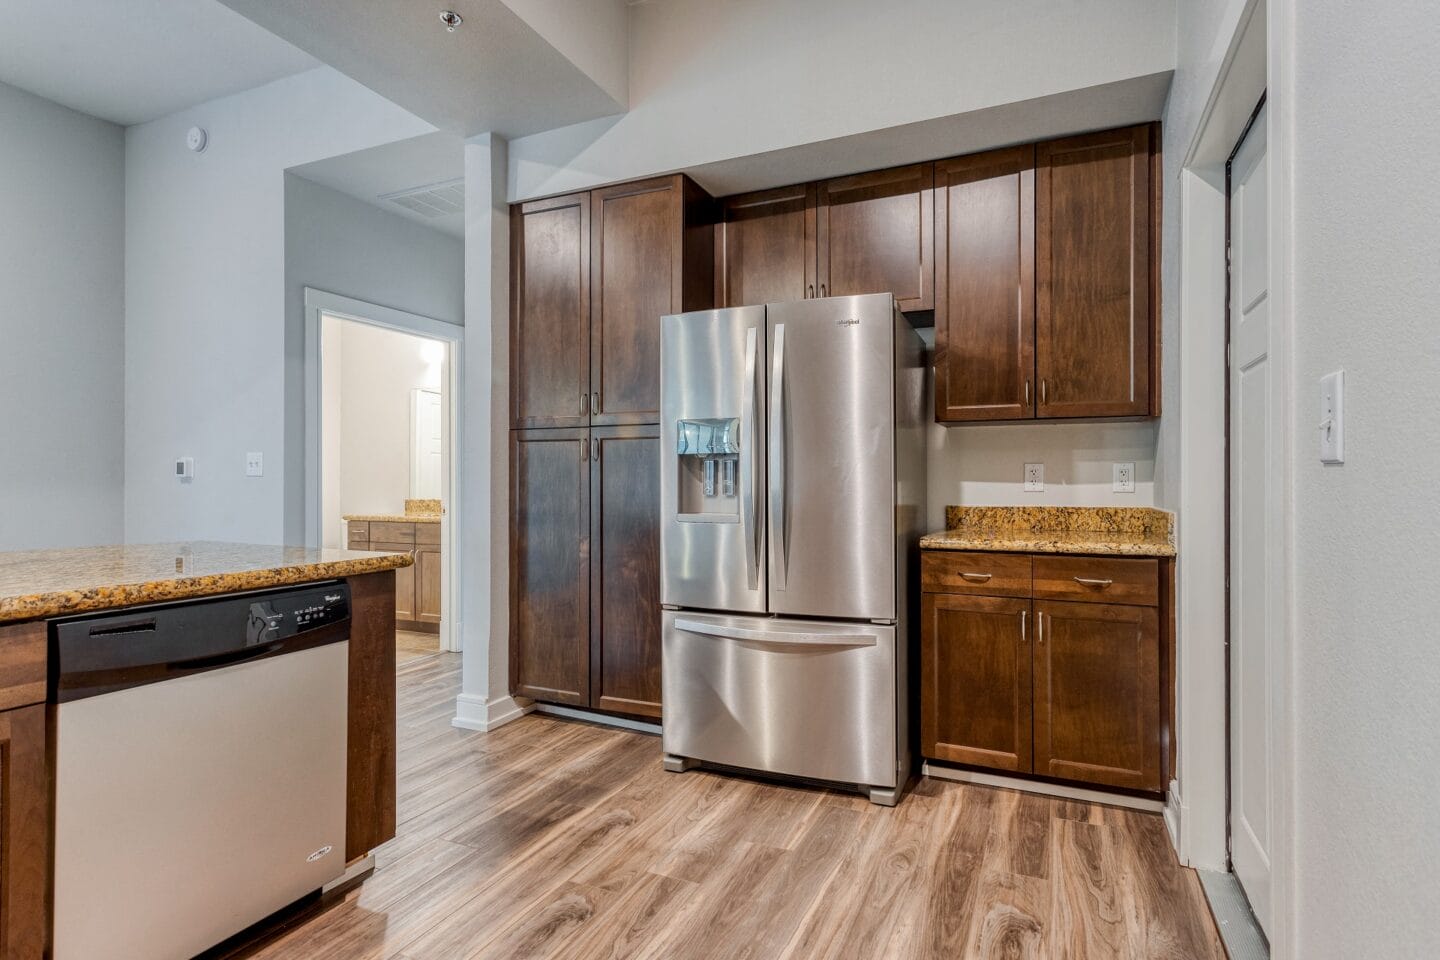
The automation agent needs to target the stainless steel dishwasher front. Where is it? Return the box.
[50,583,352,960]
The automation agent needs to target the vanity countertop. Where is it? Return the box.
[919,506,1176,558]
[0,541,413,624]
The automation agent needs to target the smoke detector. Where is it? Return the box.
[439,10,463,31]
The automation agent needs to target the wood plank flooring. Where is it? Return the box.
[233,652,1223,960]
[396,630,441,663]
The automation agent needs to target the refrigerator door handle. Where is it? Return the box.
[741,327,760,590]
[673,618,876,648]
[769,322,787,591]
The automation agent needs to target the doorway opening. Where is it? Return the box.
[304,288,464,657]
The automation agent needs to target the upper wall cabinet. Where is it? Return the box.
[935,123,1158,423]
[817,163,934,313]
[511,192,591,429]
[511,175,714,429]
[715,184,816,307]
[715,168,933,314]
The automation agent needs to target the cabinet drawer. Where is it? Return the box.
[414,521,441,546]
[921,552,1031,598]
[1033,556,1158,606]
[347,521,370,546]
[370,521,415,545]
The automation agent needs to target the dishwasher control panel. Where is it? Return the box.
[247,586,350,645]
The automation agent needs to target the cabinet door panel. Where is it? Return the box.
[921,593,1032,771]
[934,146,1035,421]
[371,542,416,621]
[592,177,682,425]
[512,429,591,705]
[717,184,816,307]
[1034,599,1161,790]
[416,547,442,624]
[511,193,591,429]
[1036,125,1152,417]
[817,163,934,312]
[0,703,49,959]
[591,426,662,717]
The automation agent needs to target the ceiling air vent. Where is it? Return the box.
[380,178,464,218]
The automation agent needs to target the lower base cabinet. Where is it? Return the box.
[511,425,662,718]
[921,551,1165,792]
[0,702,49,959]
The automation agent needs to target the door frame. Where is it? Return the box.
[303,287,466,653]
[1171,0,1296,955]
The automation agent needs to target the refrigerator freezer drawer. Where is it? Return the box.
[661,610,897,788]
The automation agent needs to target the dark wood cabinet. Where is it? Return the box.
[921,593,1032,772]
[511,192,591,429]
[345,571,398,861]
[590,426,662,717]
[0,701,49,959]
[935,123,1157,423]
[1035,124,1153,418]
[715,183,817,307]
[511,428,591,705]
[1033,599,1160,790]
[920,550,1165,794]
[591,175,714,426]
[816,163,934,312]
[934,146,1035,421]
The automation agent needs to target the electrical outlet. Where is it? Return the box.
[245,452,264,477]
[1113,461,1136,493]
[1023,463,1044,492]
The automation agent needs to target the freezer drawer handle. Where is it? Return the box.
[674,618,876,648]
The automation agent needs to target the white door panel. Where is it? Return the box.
[1229,103,1274,936]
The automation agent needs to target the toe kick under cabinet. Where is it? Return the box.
[921,551,1170,793]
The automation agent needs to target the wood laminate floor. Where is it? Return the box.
[235,652,1224,960]
[396,630,441,662]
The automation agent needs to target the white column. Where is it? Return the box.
[454,132,530,731]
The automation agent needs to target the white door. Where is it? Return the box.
[411,387,443,499]
[1228,103,1275,936]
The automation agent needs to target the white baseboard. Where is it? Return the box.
[451,692,534,732]
[921,762,1165,813]
[533,702,662,735]
[1165,778,1185,859]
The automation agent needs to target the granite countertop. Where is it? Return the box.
[343,499,442,524]
[0,541,414,624]
[919,506,1176,558]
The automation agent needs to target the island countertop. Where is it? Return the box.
[0,541,414,624]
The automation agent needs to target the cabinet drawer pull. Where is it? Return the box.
[960,572,992,582]
[1041,379,1048,404]
[1020,609,1027,643]
[1024,379,1030,407]
[1037,611,1044,644]
[807,283,815,298]
[590,392,599,416]
[1073,577,1114,587]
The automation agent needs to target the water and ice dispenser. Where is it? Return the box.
[675,418,740,520]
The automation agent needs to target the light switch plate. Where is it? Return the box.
[1319,370,1344,463]
[1113,462,1136,493]
[245,451,264,477]
[1024,463,1044,492]
[175,457,194,481]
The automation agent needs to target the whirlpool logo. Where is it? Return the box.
[836,317,860,327]
[306,845,334,863]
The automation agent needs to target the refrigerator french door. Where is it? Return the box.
[659,293,924,805]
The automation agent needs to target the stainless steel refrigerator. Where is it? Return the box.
[658,293,925,805]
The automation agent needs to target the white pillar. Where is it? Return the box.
[453,132,529,731]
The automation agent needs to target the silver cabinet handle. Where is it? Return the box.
[769,323,787,591]
[592,438,600,461]
[582,390,589,414]
[1024,379,1030,407]
[960,572,992,582]
[1073,577,1114,587]
[807,283,814,298]
[1041,379,1048,405]
[740,327,760,591]
[1020,609,1028,643]
[819,283,827,297]
[675,618,875,648]
[1037,611,1044,644]
[580,437,588,462]
[590,391,599,416]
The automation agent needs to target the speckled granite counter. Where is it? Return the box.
[920,506,1175,557]
[0,541,413,623]
[342,513,441,523]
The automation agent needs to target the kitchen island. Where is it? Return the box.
[0,541,413,960]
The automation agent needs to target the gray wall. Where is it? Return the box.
[0,81,125,549]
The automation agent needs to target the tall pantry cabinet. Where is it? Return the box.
[510,175,714,718]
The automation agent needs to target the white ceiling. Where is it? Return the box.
[289,132,467,239]
[0,0,320,125]
[215,0,628,138]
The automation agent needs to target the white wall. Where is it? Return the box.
[124,67,432,545]
[509,0,1176,199]
[1289,0,1440,954]
[319,319,443,547]
[0,81,125,549]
